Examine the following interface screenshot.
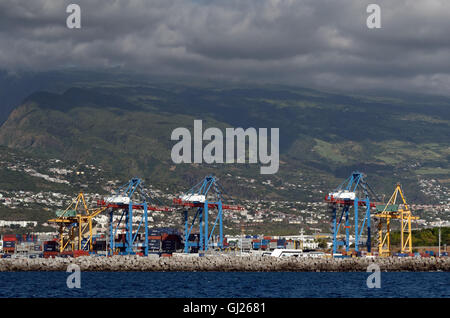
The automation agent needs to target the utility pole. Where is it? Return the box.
[300,228,304,250]
[438,221,441,257]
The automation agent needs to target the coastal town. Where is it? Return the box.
[0,151,449,238]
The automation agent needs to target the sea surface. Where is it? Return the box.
[0,271,448,298]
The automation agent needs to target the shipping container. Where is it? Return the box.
[43,251,58,258]
[3,241,16,248]
[73,250,90,257]
[93,241,106,251]
[3,247,15,253]
[43,244,58,252]
[150,227,180,236]
[2,234,17,241]
[60,251,73,258]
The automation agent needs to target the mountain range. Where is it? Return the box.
[0,70,449,203]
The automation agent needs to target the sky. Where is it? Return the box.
[1,0,450,96]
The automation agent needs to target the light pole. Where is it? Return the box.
[438,221,441,257]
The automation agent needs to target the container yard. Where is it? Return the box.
[0,172,448,266]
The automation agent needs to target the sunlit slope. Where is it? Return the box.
[0,81,448,202]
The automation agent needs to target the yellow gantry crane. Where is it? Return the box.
[48,192,107,253]
[375,184,419,256]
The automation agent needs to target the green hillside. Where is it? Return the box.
[0,77,449,202]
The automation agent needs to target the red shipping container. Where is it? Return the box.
[163,234,180,241]
[148,235,162,240]
[73,250,90,257]
[161,253,172,257]
[2,235,17,241]
[43,251,59,258]
[263,236,271,240]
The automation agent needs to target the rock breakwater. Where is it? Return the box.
[0,255,449,272]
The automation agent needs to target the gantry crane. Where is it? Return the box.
[325,171,380,255]
[97,177,172,256]
[173,175,243,253]
[48,192,107,253]
[375,183,419,256]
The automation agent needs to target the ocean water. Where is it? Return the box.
[0,271,448,298]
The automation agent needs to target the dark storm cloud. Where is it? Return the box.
[1,0,450,95]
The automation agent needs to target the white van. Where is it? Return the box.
[270,249,303,258]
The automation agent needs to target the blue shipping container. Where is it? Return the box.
[44,244,57,252]
[3,241,15,247]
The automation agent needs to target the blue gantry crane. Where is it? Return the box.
[98,177,171,256]
[173,175,243,254]
[325,171,379,255]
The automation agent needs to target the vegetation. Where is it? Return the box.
[390,227,450,246]
[0,74,449,202]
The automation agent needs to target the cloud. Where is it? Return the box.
[1,0,450,95]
